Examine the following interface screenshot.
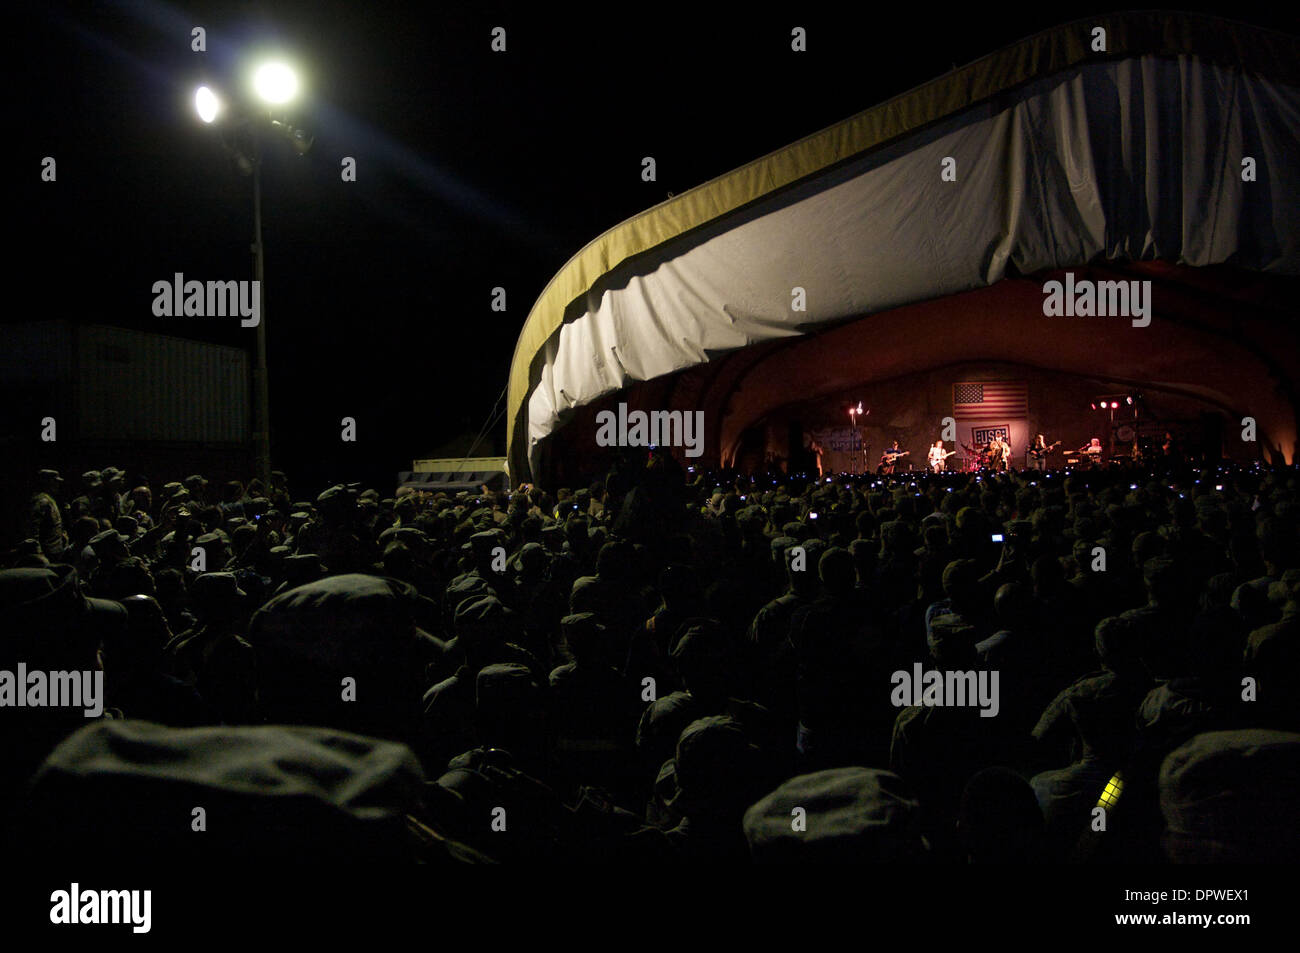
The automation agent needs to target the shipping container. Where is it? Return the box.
[0,320,250,445]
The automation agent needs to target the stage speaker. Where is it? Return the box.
[1200,412,1225,461]
[789,419,808,472]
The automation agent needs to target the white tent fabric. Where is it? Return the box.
[513,18,1300,482]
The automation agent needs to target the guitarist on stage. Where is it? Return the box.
[1004,437,1015,471]
[988,436,1012,472]
[1027,433,1061,472]
[879,441,909,475]
[927,440,957,474]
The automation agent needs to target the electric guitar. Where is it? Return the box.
[1027,440,1061,459]
[928,450,957,471]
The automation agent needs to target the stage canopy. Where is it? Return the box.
[507,11,1300,485]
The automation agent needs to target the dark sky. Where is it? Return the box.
[13,1,1298,490]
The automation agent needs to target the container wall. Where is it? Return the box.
[0,320,74,383]
[74,325,250,444]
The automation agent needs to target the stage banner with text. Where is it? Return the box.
[810,427,863,452]
[809,426,867,474]
[953,381,1029,468]
[953,421,1030,468]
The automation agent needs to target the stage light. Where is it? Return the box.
[252,61,299,104]
[1126,396,1134,405]
[195,86,221,123]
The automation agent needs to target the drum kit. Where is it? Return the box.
[960,443,1006,472]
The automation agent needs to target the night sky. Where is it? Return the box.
[13,0,1298,492]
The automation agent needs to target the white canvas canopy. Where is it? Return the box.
[507,12,1300,484]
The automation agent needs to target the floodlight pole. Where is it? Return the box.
[848,408,859,475]
[250,133,273,493]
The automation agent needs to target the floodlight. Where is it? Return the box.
[195,86,221,123]
[253,62,299,104]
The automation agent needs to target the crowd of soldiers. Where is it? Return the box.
[2,453,1298,863]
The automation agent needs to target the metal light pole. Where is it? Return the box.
[848,406,859,475]
[196,66,308,494]
[848,402,865,475]
[1108,401,1117,457]
[250,136,272,492]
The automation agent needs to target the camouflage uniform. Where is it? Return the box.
[27,491,66,558]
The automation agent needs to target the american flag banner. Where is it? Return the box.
[953,381,1028,421]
